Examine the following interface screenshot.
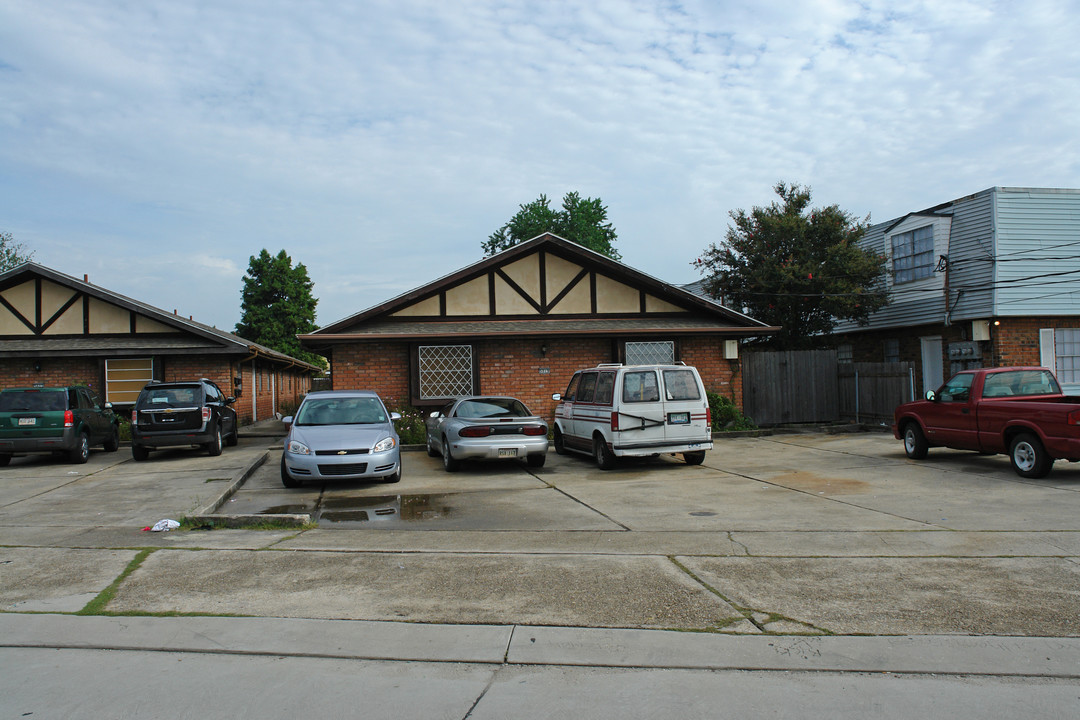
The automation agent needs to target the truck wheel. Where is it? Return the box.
[103,425,120,452]
[553,427,566,455]
[132,444,149,461]
[0,454,10,466]
[684,451,706,465]
[442,436,460,472]
[68,432,90,464]
[206,424,223,457]
[280,455,302,488]
[903,423,929,460]
[1009,433,1053,478]
[593,434,616,470]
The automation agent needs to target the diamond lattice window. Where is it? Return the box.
[625,341,675,365]
[418,345,475,399]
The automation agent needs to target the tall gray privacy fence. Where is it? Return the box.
[742,350,915,426]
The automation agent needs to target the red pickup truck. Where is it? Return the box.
[893,366,1080,478]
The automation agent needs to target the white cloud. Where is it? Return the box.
[1,0,1078,328]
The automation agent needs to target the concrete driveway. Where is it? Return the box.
[3,428,1079,636]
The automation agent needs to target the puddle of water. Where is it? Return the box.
[317,494,455,524]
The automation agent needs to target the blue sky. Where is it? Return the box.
[2,0,1078,331]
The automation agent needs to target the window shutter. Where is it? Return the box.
[1039,328,1056,372]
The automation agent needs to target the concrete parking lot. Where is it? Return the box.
[3,427,1080,716]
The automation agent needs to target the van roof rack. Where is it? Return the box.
[596,363,623,368]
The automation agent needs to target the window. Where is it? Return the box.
[1055,329,1080,385]
[837,344,853,364]
[884,339,900,363]
[622,371,660,403]
[625,341,675,365]
[663,368,701,400]
[938,373,973,402]
[594,372,615,405]
[577,372,598,403]
[891,225,935,284]
[417,345,475,399]
[562,373,581,401]
[105,358,154,405]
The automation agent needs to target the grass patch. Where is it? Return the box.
[180,516,315,531]
[77,549,153,615]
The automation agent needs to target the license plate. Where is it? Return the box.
[668,412,690,424]
[18,417,36,426]
[498,448,517,457]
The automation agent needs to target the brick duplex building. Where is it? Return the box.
[0,262,320,423]
[300,233,776,417]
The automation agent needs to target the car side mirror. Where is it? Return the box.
[282,416,294,426]
[390,412,402,421]
[551,393,562,401]
[226,396,236,404]
[925,390,937,402]
[429,411,440,418]
[104,402,113,409]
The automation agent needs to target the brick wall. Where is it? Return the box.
[0,357,103,395]
[329,336,745,419]
[988,317,1077,368]
[236,360,313,424]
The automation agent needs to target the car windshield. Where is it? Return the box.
[455,398,530,418]
[0,391,66,412]
[295,397,387,426]
[136,387,201,409]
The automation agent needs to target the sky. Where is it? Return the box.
[2,0,1079,332]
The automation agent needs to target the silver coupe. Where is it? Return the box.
[425,396,549,472]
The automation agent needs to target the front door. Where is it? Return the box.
[920,336,944,396]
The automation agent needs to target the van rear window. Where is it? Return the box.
[0,391,66,412]
[663,369,701,401]
[622,371,660,403]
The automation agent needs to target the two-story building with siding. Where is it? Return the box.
[831,187,1080,395]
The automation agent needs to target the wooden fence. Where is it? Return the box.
[742,350,915,426]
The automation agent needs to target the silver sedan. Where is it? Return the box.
[425,396,549,472]
[281,390,401,488]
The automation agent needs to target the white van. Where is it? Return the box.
[551,363,712,469]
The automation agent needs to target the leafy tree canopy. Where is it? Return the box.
[235,249,322,366]
[695,182,887,349]
[483,191,621,260]
[1,231,34,272]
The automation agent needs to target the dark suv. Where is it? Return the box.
[0,385,120,465]
[131,379,239,461]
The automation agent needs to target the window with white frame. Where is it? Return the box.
[837,344,853,364]
[1054,329,1080,385]
[891,225,935,284]
[625,340,675,365]
[418,344,475,399]
[884,339,900,363]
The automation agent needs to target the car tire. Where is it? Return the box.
[206,424,223,457]
[684,450,706,465]
[68,432,90,464]
[426,434,439,457]
[132,444,149,462]
[903,422,929,460]
[384,465,402,483]
[527,452,546,468]
[1009,433,1053,478]
[0,454,10,466]
[225,426,239,447]
[442,436,460,472]
[593,434,616,470]
[280,455,302,488]
[103,425,120,453]
[553,427,566,455]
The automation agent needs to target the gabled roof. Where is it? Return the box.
[302,233,776,347]
[0,262,320,370]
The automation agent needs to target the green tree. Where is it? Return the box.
[483,191,621,260]
[1,231,34,272]
[695,182,887,349]
[235,249,321,365]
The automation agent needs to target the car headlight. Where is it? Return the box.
[287,440,312,455]
[372,436,396,453]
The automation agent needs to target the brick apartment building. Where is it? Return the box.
[300,233,776,417]
[0,263,320,423]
